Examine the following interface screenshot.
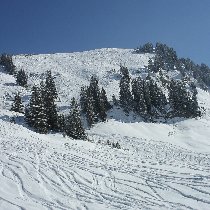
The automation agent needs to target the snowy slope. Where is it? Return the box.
[13,49,152,102]
[0,48,210,210]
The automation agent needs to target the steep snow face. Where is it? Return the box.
[13,48,152,103]
[0,48,210,210]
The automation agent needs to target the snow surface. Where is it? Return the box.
[0,48,210,210]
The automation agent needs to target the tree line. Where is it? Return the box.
[135,42,210,89]
[119,66,200,120]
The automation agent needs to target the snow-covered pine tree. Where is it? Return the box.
[119,66,133,113]
[189,83,201,117]
[45,98,58,130]
[135,42,153,53]
[148,55,164,73]
[80,86,88,113]
[100,87,112,111]
[45,70,58,100]
[11,92,24,113]
[149,79,167,116]
[57,114,65,132]
[99,90,107,122]
[43,73,58,130]
[0,54,16,75]
[80,77,110,125]
[16,69,28,87]
[155,42,177,71]
[86,92,96,127]
[147,58,154,73]
[65,97,86,139]
[89,76,101,119]
[168,80,200,118]
[143,78,152,115]
[26,86,48,133]
[132,77,147,116]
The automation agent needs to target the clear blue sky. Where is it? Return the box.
[0,0,210,65]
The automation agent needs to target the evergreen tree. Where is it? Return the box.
[80,86,88,113]
[135,42,153,53]
[119,66,133,113]
[168,80,200,118]
[147,58,154,73]
[16,69,28,87]
[132,77,147,116]
[89,76,101,118]
[26,86,48,133]
[45,70,58,100]
[155,42,178,71]
[43,72,58,130]
[149,79,167,115]
[188,83,201,117]
[80,77,110,125]
[143,79,152,115]
[99,90,107,122]
[65,98,86,139]
[0,54,16,75]
[120,65,129,78]
[86,93,96,127]
[57,114,65,132]
[45,98,58,130]
[11,92,24,113]
[100,87,112,111]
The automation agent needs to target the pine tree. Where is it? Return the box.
[143,79,152,115]
[187,83,201,117]
[132,77,147,116]
[45,70,58,100]
[100,87,112,111]
[26,86,48,133]
[43,72,58,130]
[119,66,133,113]
[16,69,28,87]
[57,114,65,132]
[155,42,178,71]
[89,76,101,118]
[65,98,86,139]
[86,93,96,127]
[149,79,167,115]
[11,92,24,113]
[80,77,110,125]
[147,58,154,73]
[148,56,164,73]
[135,42,153,53]
[99,90,107,122]
[45,98,58,130]
[80,86,88,113]
[168,80,200,118]
[0,54,16,75]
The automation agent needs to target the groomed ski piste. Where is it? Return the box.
[0,48,210,210]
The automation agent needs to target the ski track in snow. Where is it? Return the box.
[0,122,210,210]
[0,49,210,209]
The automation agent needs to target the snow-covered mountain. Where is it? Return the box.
[0,48,210,210]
